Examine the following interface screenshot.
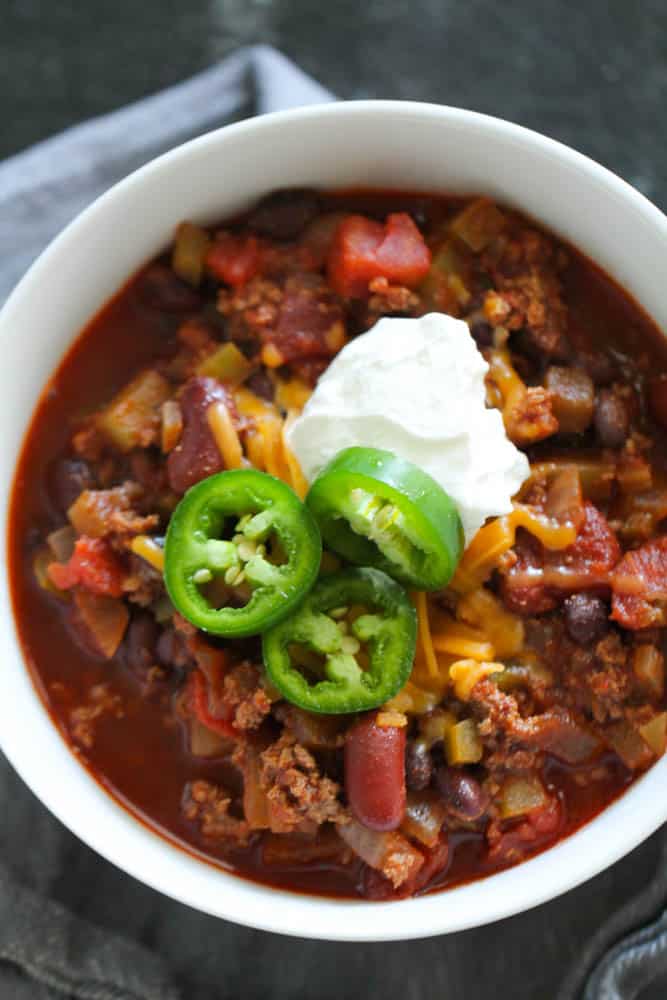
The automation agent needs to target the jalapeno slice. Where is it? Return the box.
[164,469,321,637]
[306,447,463,590]
[262,567,416,714]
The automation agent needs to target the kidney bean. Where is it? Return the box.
[345,714,406,831]
[167,376,233,494]
[246,188,320,240]
[49,457,95,514]
[436,767,489,822]
[563,593,609,645]
[405,739,433,791]
[649,374,667,430]
[139,264,201,312]
[594,388,629,448]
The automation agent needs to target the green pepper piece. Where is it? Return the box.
[306,447,464,590]
[262,567,417,714]
[164,469,321,638]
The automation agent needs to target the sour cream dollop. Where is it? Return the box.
[286,313,530,545]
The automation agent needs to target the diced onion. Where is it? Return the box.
[498,775,547,819]
[402,792,447,847]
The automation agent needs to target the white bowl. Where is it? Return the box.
[1,102,666,941]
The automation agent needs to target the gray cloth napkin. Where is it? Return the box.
[1,42,665,1000]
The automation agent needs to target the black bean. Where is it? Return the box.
[578,350,616,386]
[246,370,275,402]
[49,457,95,514]
[139,264,201,312]
[436,767,489,822]
[563,593,609,645]
[405,740,433,791]
[156,627,191,669]
[246,188,320,240]
[124,613,160,675]
[648,374,667,430]
[469,318,493,348]
[594,388,629,448]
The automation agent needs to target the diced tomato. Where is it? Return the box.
[206,234,261,287]
[188,668,240,740]
[327,213,431,298]
[48,536,125,598]
[502,503,621,615]
[487,796,562,864]
[611,536,667,629]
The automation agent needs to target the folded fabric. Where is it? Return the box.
[1,40,666,1000]
[0,44,332,304]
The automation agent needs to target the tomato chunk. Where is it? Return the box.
[611,536,667,629]
[48,536,125,598]
[502,503,620,615]
[206,234,261,287]
[188,669,240,740]
[327,213,431,298]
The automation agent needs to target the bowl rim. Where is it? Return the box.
[1,99,667,942]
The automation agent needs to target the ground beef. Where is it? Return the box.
[471,678,600,765]
[580,632,633,723]
[222,662,272,731]
[504,385,559,445]
[122,553,165,607]
[68,482,158,540]
[259,733,348,834]
[482,227,570,359]
[273,704,346,749]
[367,276,420,319]
[182,780,250,844]
[69,683,124,749]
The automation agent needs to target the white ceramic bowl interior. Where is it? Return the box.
[1,102,666,941]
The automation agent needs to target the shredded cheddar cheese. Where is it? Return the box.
[456,587,525,659]
[130,535,165,573]
[376,710,408,728]
[413,590,440,679]
[449,659,504,701]
[452,502,577,594]
[487,346,526,423]
[431,619,496,661]
[275,377,312,413]
[207,400,244,469]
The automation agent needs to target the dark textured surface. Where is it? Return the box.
[4,0,667,212]
[2,2,667,998]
